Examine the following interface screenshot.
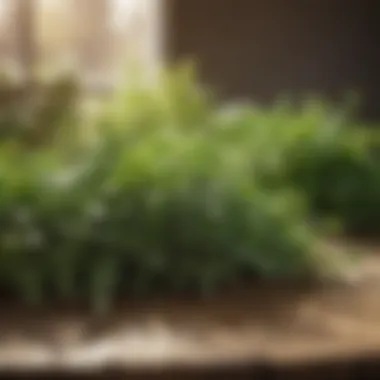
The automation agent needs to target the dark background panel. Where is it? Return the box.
[166,0,380,120]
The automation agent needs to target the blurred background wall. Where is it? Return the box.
[1,0,379,120]
[0,0,156,89]
[165,0,380,120]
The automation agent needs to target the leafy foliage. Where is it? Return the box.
[286,127,380,236]
[0,64,377,311]
[0,69,80,148]
[0,66,329,311]
[209,97,380,236]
